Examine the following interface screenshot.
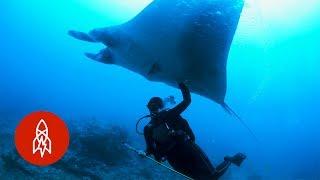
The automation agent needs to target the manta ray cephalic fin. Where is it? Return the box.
[68,30,97,42]
[85,48,113,64]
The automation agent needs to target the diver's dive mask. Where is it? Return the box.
[138,96,176,135]
[147,96,176,112]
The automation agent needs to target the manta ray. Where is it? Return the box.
[69,0,255,136]
[69,0,243,105]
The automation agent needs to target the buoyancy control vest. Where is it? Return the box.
[152,121,175,144]
[150,111,192,151]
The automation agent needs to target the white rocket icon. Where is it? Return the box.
[32,119,52,158]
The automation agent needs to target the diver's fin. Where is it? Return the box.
[68,30,97,42]
[221,103,259,141]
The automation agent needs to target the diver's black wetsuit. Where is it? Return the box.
[144,83,231,180]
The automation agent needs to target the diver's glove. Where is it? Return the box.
[178,82,188,89]
[178,82,191,101]
[178,80,191,88]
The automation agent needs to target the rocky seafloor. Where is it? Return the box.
[0,119,183,179]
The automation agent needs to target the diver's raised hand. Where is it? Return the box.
[177,80,191,90]
[169,81,191,115]
[178,81,190,99]
[179,79,191,84]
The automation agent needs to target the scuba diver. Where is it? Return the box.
[142,82,246,179]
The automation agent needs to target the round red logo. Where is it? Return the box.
[15,111,69,166]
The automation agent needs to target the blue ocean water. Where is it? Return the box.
[1,0,320,179]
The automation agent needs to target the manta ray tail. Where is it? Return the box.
[68,30,97,42]
[221,103,259,141]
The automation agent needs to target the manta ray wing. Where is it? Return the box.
[69,0,244,105]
